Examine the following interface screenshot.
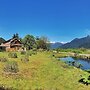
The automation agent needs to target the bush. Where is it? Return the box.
[0,85,13,90]
[32,51,37,55]
[8,52,17,58]
[0,57,7,62]
[26,50,37,56]
[4,61,19,73]
[32,48,37,51]
[21,56,29,63]
[21,51,26,55]
[79,75,90,85]
[26,51,32,56]
[52,54,55,57]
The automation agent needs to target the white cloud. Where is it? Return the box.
[50,41,56,43]
[50,41,67,44]
[61,42,67,44]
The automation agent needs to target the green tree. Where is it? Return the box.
[36,36,50,50]
[12,33,19,39]
[22,35,36,50]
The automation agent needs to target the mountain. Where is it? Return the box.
[61,35,90,49]
[50,42,63,49]
[0,38,6,44]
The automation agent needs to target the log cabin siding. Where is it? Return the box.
[0,38,23,51]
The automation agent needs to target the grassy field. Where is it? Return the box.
[0,51,89,90]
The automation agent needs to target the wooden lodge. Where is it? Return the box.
[0,38,23,51]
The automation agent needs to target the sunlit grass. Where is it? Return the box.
[0,51,89,89]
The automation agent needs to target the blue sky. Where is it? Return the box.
[0,0,90,42]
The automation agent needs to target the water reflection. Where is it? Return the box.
[60,57,90,70]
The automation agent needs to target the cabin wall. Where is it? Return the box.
[0,38,23,51]
[6,46,22,51]
[0,47,6,51]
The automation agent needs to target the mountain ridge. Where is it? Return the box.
[60,35,90,48]
[50,42,63,49]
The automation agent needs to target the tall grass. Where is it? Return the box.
[0,51,89,89]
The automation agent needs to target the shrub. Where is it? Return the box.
[78,75,90,85]
[21,51,26,55]
[74,53,78,57]
[0,85,13,90]
[32,51,37,55]
[26,50,37,56]
[26,51,32,56]
[8,52,17,58]
[21,56,29,62]
[0,57,7,62]
[32,48,37,51]
[4,61,19,73]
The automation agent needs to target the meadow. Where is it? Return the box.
[0,50,89,90]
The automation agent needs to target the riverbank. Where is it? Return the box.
[71,53,90,60]
[53,51,90,60]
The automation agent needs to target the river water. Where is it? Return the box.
[60,57,90,70]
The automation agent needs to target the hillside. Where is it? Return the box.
[61,35,90,48]
[50,42,63,49]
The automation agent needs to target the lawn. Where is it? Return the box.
[0,51,89,90]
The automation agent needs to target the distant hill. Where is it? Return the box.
[79,42,90,48]
[0,38,6,44]
[50,42,63,49]
[61,35,90,49]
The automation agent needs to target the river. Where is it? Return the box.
[60,57,90,70]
